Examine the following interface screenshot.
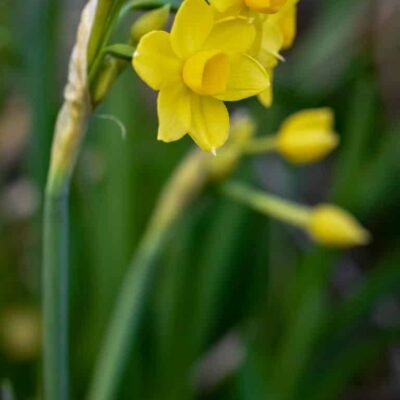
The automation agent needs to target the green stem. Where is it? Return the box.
[104,43,135,61]
[88,0,127,89]
[42,186,69,400]
[86,226,165,400]
[87,151,208,400]
[243,136,277,155]
[43,102,89,400]
[221,181,311,228]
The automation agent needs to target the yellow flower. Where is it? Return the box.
[276,108,339,164]
[308,205,370,248]
[133,0,269,152]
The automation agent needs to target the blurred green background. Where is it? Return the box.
[1,0,400,398]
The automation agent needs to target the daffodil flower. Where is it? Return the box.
[133,0,269,152]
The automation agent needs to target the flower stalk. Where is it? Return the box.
[42,0,110,398]
[222,181,311,228]
[244,135,277,154]
[43,101,90,400]
[221,181,370,247]
[88,151,209,400]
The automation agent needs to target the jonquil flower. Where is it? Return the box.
[133,0,269,152]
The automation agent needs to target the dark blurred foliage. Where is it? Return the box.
[0,0,399,399]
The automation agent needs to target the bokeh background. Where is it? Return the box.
[1,0,400,398]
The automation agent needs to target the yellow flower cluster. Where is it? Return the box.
[133,0,297,152]
[130,0,370,248]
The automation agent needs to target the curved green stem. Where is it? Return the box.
[243,135,277,155]
[221,181,311,228]
[87,151,208,400]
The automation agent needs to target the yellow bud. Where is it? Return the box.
[208,149,240,181]
[130,5,170,44]
[208,112,257,180]
[243,0,287,14]
[92,58,122,105]
[229,112,257,144]
[308,205,371,248]
[276,108,339,164]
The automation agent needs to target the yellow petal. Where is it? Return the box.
[243,0,287,14]
[281,3,297,49]
[171,0,214,59]
[216,54,270,101]
[308,205,371,248]
[260,19,284,63]
[280,108,334,133]
[257,48,279,69]
[269,0,297,49]
[210,0,242,13]
[133,31,181,90]
[157,83,191,142]
[258,86,273,108]
[189,94,229,151]
[183,50,230,96]
[202,17,256,53]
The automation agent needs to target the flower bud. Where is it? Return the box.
[208,112,256,180]
[229,112,257,145]
[276,108,339,164]
[130,5,170,45]
[308,205,370,248]
[92,58,123,105]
